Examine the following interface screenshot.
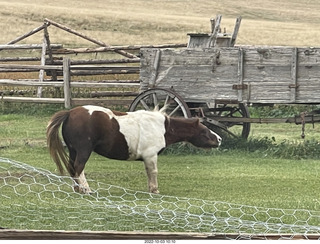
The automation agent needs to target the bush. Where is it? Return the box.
[164,136,320,160]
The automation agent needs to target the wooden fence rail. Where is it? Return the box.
[0,57,140,108]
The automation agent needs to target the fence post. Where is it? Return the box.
[63,57,71,109]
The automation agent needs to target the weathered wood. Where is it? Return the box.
[70,82,140,88]
[63,58,71,109]
[44,22,58,81]
[0,57,41,62]
[37,36,47,97]
[73,79,139,84]
[149,49,161,88]
[53,44,186,55]
[0,229,318,240]
[0,44,62,50]
[215,115,320,124]
[70,65,139,71]
[140,46,320,104]
[67,58,140,65]
[229,16,242,47]
[70,69,139,76]
[5,23,48,45]
[91,91,139,98]
[71,98,134,107]
[0,79,63,87]
[237,48,244,101]
[208,14,222,47]
[45,18,137,59]
[0,64,62,71]
[0,79,139,88]
[1,97,64,104]
[290,47,298,102]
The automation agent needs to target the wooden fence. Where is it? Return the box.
[0,18,186,108]
[0,58,141,108]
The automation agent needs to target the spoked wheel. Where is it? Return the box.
[129,88,191,118]
[204,102,251,139]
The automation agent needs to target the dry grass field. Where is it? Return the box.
[0,0,320,46]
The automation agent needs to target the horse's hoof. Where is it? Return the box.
[80,188,93,195]
[75,185,93,195]
[151,189,160,194]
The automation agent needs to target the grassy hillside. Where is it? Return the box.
[0,0,319,46]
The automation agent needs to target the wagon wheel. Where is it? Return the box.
[129,88,191,118]
[204,103,251,139]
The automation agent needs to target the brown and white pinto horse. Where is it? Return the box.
[46,105,221,194]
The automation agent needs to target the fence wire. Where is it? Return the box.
[1,157,320,239]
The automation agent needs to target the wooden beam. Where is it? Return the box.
[0,57,41,62]
[0,64,62,71]
[237,48,244,102]
[290,47,298,102]
[70,82,140,88]
[5,23,48,45]
[0,80,63,87]
[1,97,64,104]
[0,44,62,50]
[0,229,318,240]
[208,15,222,47]
[37,36,47,97]
[72,98,134,107]
[229,16,242,47]
[0,80,139,88]
[63,58,71,109]
[52,43,186,54]
[45,18,138,59]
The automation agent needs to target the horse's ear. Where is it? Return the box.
[193,118,202,127]
[198,117,204,123]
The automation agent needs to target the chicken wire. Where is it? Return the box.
[1,157,320,239]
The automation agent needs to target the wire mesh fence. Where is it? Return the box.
[1,157,320,239]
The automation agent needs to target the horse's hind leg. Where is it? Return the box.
[72,150,92,194]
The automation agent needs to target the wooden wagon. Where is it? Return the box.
[129,16,320,138]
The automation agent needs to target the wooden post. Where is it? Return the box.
[43,22,57,80]
[210,18,216,33]
[290,47,298,103]
[237,48,244,102]
[229,16,242,47]
[37,36,47,97]
[63,57,71,109]
[208,15,222,47]
[150,49,161,88]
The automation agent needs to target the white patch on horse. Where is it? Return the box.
[76,170,91,194]
[116,110,166,160]
[83,105,114,118]
[82,106,166,160]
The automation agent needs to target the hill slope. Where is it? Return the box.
[0,0,319,46]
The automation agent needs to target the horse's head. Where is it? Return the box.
[189,119,222,149]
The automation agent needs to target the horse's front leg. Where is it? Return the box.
[143,155,159,194]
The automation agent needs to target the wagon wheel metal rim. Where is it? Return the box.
[129,88,191,118]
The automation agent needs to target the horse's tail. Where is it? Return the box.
[46,110,73,176]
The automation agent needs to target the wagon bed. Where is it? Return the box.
[140,46,320,105]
